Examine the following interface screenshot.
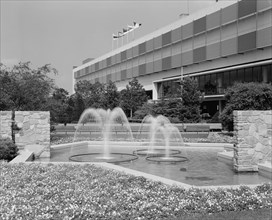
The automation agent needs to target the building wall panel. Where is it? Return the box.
[139,63,146,75]
[221,3,238,24]
[194,33,206,48]
[139,42,146,55]
[95,62,99,71]
[257,9,272,30]
[181,38,193,52]
[116,71,121,81]
[132,66,139,77]
[127,68,133,79]
[111,55,116,65]
[106,57,111,66]
[153,50,162,60]
[193,46,206,63]
[194,17,206,35]
[206,28,221,44]
[162,56,171,70]
[171,53,182,68]
[182,23,193,39]
[238,31,256,53]
[238,14,257,35]
[154,35,162,49]
[182,51,193,66]
[162,31,172,46]
[116,53,121,63]
[171,27,182,42]
[257,0,272,11]
[206,11,221,30]
[221,37,237,57]
[221,22,237,41]
[146,62,154,74]
[238,0,257,19]
[106,74,111,83]
[146,39,154,52]
[121,70,127,80]
[162,45,171,58]
[172,42,182,55]
[121,51,127,61]
[127,48,133,59]
[133,46,139,57]
[206,42,220,60]
[257,27,272,48]
[146,52,154,63]
[154,59,162,72]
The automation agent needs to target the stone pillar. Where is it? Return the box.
[15,111,50,158]
[233,110,272,172]
[0,111,12,139]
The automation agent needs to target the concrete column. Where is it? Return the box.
[262,66,268,83]
[152,82,158,100]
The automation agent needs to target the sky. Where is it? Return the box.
[0,0,234,94]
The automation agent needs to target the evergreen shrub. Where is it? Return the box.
[0,138,19,161]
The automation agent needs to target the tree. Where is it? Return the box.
[120,78,148,118]
[0,62,56,111]
[102,81,120,110]
[220,82,272,131]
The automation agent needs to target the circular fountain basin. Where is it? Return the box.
[69,152,138,163]
[133,148,181,156]
[146,155,189,163]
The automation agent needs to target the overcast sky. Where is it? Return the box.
[1,0,235,94]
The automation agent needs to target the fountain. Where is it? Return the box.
[134,115,188,163]
[69,107,138,163]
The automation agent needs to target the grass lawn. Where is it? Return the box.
[1,162,271,219]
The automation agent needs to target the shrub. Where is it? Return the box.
[220,82,272,131]
[0,138,19,161]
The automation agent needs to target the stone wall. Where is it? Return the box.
[233,110,272,172]
[0,111,12,138]
[0,111,50,158]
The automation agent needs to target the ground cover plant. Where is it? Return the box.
[0,163,271,219]
[0,138,19,161]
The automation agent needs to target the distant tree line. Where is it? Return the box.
[1,62,271,130]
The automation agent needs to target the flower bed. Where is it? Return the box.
[0,163,271,219]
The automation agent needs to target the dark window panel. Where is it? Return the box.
[154,35,162,49]
[252,66,262,82]
[127,48,133,59]
[244,68,253,82]
[193,46,206,63]
[238,0,257,18]
[162,31,172,46]
[162,56,171,70]
[95,62,99,71]
[182,23,193,39]
[194,17,206,35]
[106,57,111,66]
[116,53,121,63]
[139,63,146,75]
[221,3,238,24]
[106,74,111,83]
[238,31,256,53]
[121,70,127,80]
[171,27,182,43]
[139,42,146,55]
[121,51,127,61]
[237,68,244,82]
[206,11,220,30]
[111,55,116,65]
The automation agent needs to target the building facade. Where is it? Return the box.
[73,0,272,118]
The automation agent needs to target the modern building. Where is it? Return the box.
[73,0,272,118]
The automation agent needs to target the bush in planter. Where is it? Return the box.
[0,138,19,161]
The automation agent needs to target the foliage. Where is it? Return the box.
[0,163,271,219]
[101,80,120,110]
[0,62,56,111]
[120,78,148,118]
[134,77,201,123]
[0,138,19,161]
[220,82,272,131]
